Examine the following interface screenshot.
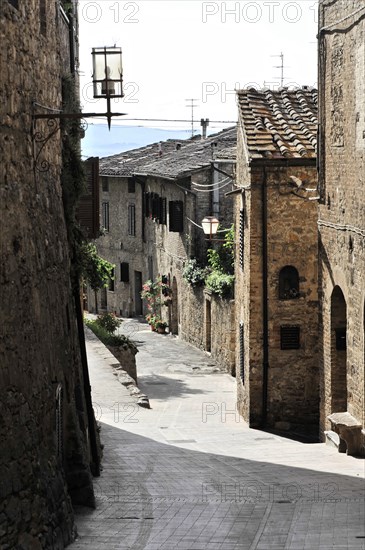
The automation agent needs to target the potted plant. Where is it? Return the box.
[155,319,167,334]
[146,314,157,330]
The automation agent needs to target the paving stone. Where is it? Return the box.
[70,320,365,550]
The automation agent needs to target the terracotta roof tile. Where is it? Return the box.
[237,87,317,160]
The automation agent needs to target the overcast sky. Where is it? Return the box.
[78,0,318,132]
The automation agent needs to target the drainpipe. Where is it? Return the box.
[262,166,269,427]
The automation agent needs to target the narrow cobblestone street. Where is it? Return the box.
[70,320,365,550]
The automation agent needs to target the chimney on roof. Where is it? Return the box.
[200,118,209,140]
[158,142,162,156]
[176,143,181,151]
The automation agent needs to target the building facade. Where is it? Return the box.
[234,88,320,437]
[0,1,96,547]
[318,0,365,453]
[87,129,237,373]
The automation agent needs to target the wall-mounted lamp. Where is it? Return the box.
[33,46,126,129]
[201,216,220,240]
[91,46,124,128]
[32,46,126,171]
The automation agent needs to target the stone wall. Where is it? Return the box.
[235,158,320,436]
[179,283,235,375]
[318,0,365,438]
[0,1,95,547]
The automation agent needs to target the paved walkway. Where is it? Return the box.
[70,319,365,550]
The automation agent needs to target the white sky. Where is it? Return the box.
[78,0,318,131]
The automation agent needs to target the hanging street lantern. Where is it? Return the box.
[201,216,220,240]
[91,46,124,128]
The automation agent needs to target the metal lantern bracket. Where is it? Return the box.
[32,45,125,173]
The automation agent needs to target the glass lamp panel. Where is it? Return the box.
[92,47,123,98]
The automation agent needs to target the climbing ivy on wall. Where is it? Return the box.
[60,75,114,290]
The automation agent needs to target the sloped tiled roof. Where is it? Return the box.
[99,127,237,179]
[237,87,317,160]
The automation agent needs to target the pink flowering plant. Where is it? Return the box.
[141,276,171,327]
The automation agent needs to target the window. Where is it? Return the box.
[145,192,151,217]
[102,202,109,232]
[152,193,160,220]
[279,266,299,299]
[128,204,136,236]
[159,197,167,224]
[335,328,346,351]
[108,268,115,291]
[120,262,130,283]
[239,322,245,382]
[239,209,244,270]
[128,179,136,193]
[280,326,300,350]
[102,178,109,192]
[76,157,100,239]
[169,200,184,232]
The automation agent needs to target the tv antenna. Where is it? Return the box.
[186,98,199,137]
[271,52,287,87]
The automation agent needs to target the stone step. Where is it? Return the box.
[324,430,340,449]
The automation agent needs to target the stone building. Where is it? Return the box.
[234,88,320,437]
[318,0,365,454]
[87,128,237,373]
[0,1,97,547]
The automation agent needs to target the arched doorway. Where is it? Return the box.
[330,286,347,412]
[170,277,178,335]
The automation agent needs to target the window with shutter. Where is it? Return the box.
[169,200,184,232]
[120,262,130,283]
[280,326,300,350]
[76,157,100,238]
[128,204,136,236]
[239,322,244,382]
[145,192,151,217]
[159,197,167,224]
[152,193,160,220]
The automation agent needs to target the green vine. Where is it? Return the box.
[183,225,235,298]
